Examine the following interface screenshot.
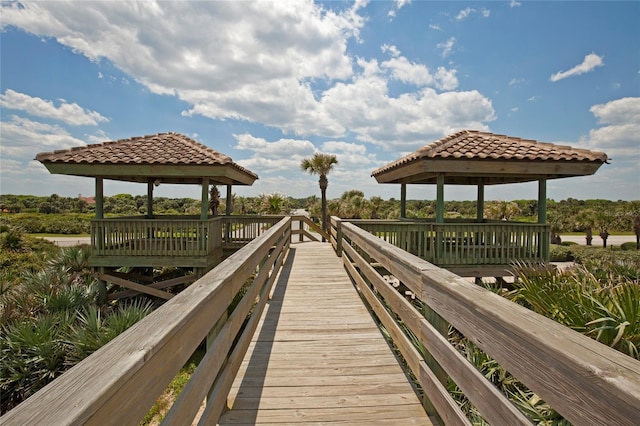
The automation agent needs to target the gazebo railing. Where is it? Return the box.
[331,218,550,268]
[219,215,283,247]
[91,216,221,258]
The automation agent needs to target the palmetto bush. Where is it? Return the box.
[511,263,639,359]
[0,244,154,413]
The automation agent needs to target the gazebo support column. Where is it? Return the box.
[436,174,445,223]
[94,177,106,303]
[476,182,484,223]
[226,185,233,216]
[147,180,154,219]
[201,178,210,221]
[538,178,547,224]
[95,177,104,220]
[538,178,549,260]
[400,183,407,219]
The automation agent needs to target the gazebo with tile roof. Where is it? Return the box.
[36,132,259,298]
[369,130,608,276]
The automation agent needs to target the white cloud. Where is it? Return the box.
[481,8,490,18]
[549,53,604,82]
[581,97,640,163]
[0,115,87,158]
[234,133,315,172]
[510,0,522,7]
[509,78,525,86]
[455,7,475,20]
[429,24,441,31]
[1,1,496,162]
[395,0,411,9]
[528,95,541,102]
[380,46,458,90]
[0,89,108,126]
[437,37,456,58]
[1,1,363,137]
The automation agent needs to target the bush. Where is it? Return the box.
[549,244,574,262]
[561,241,578,246]
[621,241,638,251]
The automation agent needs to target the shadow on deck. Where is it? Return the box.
[220,242,432,425]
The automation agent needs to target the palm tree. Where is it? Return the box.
[300,153,338,239]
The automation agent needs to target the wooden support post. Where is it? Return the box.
[477,182,484,223]
[400,183,407,219]
[201,177,209,221]
[436,174,444,224]
[147,180,154,218]
[538,178,547,224]
[95,177,104,219]
[226,185,232,216]
[538,178,549,261]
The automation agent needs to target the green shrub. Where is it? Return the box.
[621,241,638,251]
[561,241,578,246]
[549,244,574,262]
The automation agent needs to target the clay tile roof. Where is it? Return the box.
[372,130,608,177]
[36,132,258,180]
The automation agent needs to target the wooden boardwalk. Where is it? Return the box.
[219,242,431,425]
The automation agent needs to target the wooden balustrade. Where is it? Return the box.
[219,215,283,247]
[1,218,292,425]
[331,217,549,272]
[339,221,640,425]
[91,216,220,258]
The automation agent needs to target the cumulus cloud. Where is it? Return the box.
[1,1,495,155]
[234,133,315,172]
[583,97,640,157]
[454,7,490,21]
[380,45,458,90]
[0,115,87,158]
[0,89,108,126]
[549,53,604,82]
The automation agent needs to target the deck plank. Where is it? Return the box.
[219,242,431,425]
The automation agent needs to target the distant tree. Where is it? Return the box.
[260,193,288,214]
[300,153,338,239]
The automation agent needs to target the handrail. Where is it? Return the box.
[1,218,292,425]
[330,216,550,268]
[339,221,640,425]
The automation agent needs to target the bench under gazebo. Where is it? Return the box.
[368,130,608,277]
[36,132,258,299]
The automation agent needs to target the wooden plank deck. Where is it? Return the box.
[219,241,432,425]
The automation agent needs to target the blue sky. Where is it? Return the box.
[1,0,638,202]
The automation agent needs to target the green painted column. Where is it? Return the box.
[201,177,209,220]
[400,183,407,218]
[538,177,549,261]
[476,182,484,222]
[95,177,104,219]
[538,178,547,224]
[436,174,444,223]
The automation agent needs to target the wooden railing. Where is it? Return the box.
[219,215,282,247]
[1,218,291,425]
[91,216,221,258]
[330,217,549,269]
[339,221,640,425]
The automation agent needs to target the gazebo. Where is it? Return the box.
[370,130,608,277]
[36,132,258,298]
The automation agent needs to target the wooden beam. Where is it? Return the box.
[373,159,604,184]
[96,273,174,300]
[108,274,197,300]
[41,163,258,186]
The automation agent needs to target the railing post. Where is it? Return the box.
[299,217,303,242]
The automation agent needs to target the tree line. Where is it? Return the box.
[2,193,639,236]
